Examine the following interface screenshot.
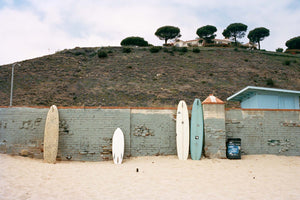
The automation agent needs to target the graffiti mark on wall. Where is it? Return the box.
[133,125,154,137]
[20,118,42,130]
[0,121,7,129]
[59,119,72,135]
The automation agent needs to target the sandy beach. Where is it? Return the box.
[0,154,299,200]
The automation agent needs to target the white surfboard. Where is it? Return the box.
[44,105,59,163]
[112,128,125,164]
[176,100,190,160]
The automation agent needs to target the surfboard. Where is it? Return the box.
[176,100,190,160]
[43,105,59,163]
[112,128,125,164]
[190,98,204,160]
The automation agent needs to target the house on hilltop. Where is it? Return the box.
[213,38,232,45]
[172,39,200,47]
[172,38,257,49]
[172,38,232,47]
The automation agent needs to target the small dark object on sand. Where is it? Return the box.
[136,168,139,172]
[66,155,72,160]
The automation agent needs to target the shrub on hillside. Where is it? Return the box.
[72,47,86,56]
[204,43,229,48]
[122,47,132,53]
[170,46,188,53]
[107,49,113,54]
[163,48,169,53]
[266,78,274,86]
[192,48,200,53]
[178,47,188,53]
[121,36,149,47]
[67,47,97,57]
[283,60,291,66]
[97,50,108,58]
[276,48,283,53]
[171,46,178,52]
[149,46,162,53]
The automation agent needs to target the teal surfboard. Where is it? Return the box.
[190,98,204,160]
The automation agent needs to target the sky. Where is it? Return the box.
[0,0,299,65]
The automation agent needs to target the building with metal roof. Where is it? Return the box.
[227,86,300,109]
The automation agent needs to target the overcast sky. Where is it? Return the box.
[0,0,299,65]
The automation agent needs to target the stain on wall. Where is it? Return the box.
[130,109,176,156]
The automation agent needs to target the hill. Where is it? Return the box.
[0,47,299,107]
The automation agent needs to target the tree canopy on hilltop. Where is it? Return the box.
[285,36,300,49]
[155,26,181,45]
[247,27,270,50]
[223,23,248,45]
[196,25,217,44]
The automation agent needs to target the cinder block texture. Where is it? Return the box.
[203,104,227,158]
[130,109,176,156]
[57,108,130,161]
[1,107,299,161]
[0,107,176,161]
[0,107,47,159]
[226,109,300,156]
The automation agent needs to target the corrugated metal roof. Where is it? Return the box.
[227,86,300,102]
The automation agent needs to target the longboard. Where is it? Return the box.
[190,99,204,160]
[176,100,189,160]
[112,128,125,164]
[44,105,59,163]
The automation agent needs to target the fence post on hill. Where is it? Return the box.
[10,63,20,106]
[202,94,227,158]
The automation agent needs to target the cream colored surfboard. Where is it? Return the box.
[44,105,59,163]
[112,128,125,164]
[176,100,190,160]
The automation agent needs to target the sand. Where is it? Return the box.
[0,154,299,200]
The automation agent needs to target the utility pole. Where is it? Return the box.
[10,63,20,106]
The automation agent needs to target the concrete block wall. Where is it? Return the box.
[201,94,227,159]
[0,107,176,161]
[130,109,176,156]
[0,107,47,158]
[1,106,299,161]
[202,103,227,159]
[226,109,300,156]
[57,108,130,161]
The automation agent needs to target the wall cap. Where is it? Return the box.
[226,108,300,112]
[202,94,224,104]
[0,106,178,110]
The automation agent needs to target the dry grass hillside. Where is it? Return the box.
[0,46,299,107]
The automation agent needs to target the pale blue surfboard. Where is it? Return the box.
[190,98,204,160]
